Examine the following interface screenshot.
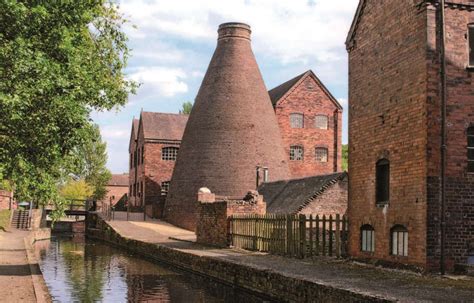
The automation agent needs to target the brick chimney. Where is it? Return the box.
[164,22,289,231]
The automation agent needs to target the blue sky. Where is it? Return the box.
[92,0,359,173]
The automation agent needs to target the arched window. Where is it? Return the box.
[376,159,390,205]
[391,225,408,256]
[315,115,328,130]
[290,145,304,161]
[469,24,474,67]
[468,126,474,172]
[162,147,179,161]
[315,147,328,162]
[360,225,375,252]
[290,113,304,128]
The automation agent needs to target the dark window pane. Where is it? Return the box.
[376,159,390,203]
[468,136,474,147]
[468,149,474,160]
[470,26,474,66]
[468,161,474,173]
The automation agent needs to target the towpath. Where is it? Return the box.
[106,219,474,303]
[0,229,37,302]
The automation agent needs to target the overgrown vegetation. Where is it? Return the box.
[0,1,136,219]
[0,210,11,231]
[180,101,193,114]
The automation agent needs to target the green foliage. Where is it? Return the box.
[342,144,348,171]
[60,179,94,201]
[0,1,136,216]
[0,210,11,231]
[69,124,111,200]
[180,101,193,115]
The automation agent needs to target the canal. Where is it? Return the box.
[35,235,271,302]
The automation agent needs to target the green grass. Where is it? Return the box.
[0,210,11,231]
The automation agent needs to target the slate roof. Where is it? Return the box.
[258,172,347,214]
[108,174,129,187]
[268,71,307,105]
[268,70,342,109]
[140,112,189,141]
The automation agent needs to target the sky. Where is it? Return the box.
[91,0,360,173]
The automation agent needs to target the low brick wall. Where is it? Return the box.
[87,214,389,302]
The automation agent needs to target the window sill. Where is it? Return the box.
[467,66,474,71]
[376,202,389,208]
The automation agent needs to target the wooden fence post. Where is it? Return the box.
[299,214,306,258]
[285,214,291,256]
[335,214,341,258]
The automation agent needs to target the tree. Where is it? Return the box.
[0,1,137,214]
[60,179,93,201]
[180,101,193,114]
[342,144,348,171]
[70,124,111,201]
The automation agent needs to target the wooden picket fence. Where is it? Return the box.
[229,214,348,258]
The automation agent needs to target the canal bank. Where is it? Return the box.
[87,215,474,302]
[0,228,52,303]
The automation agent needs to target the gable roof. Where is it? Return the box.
[268,70,342,110]
[345,0,366,49]
[258,172,347,214]
[108,174,129,187]
[129,118,139,151]
[140,112,188,141]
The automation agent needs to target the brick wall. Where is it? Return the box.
[299,177,347,217]
[196,191,266,247]
[347,0,429,269]
[0,190,12,210]
[425,3,474,269]
[101,185,128,209]
[275,76,342,178]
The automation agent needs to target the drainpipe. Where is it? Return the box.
[439,0,447,276]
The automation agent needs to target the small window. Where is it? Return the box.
[290,113,304,128]
[162,147,179,161]
[468,126,474,172]
[315,147,328,162]
[315,115,328,130]
[161,181,170,196]
[469,25,474,67]
[361,225,375,252]
[290,146,304,161]
[376,159,390,204]
[391,225,408,256]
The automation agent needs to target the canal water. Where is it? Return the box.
[35,235,270,302]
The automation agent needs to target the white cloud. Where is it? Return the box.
[128,67,188,98]
[119,0,359,64]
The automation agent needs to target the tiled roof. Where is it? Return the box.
[108,174,129,186]
[268,71,307,105]
[268,70,342,109]
[140,112,188,141]
[132,119,139,139]
[258,172,347,214]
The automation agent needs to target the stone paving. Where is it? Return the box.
[107,219,474,303]
[0,229,37,302]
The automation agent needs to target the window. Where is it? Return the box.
[361,225,375,252]
[162,147,179,161]
[376,159,390,205]
[290,113,304,128]
[315,115,328,130]
[468,126,474,172]
[161,181,170,196]
[315,147,328,162]
[469,24,474,67]
[391,225,408,256]
[290,145,304,161]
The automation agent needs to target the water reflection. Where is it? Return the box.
[36,235,269,303]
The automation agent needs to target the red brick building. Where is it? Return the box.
[0,190,13,210]
[129,112,188,216]
[269,70,343,179]
[347,0,474,271]
[100,174,129,210]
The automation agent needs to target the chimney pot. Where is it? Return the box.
[218,22,251,41]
